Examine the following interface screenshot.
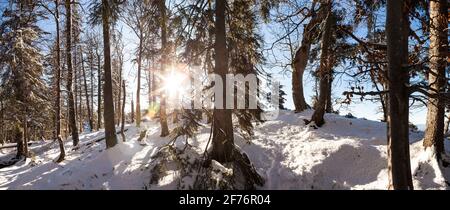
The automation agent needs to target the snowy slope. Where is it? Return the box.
[0,110,449,190]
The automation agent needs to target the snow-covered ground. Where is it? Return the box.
[0,110,449,190]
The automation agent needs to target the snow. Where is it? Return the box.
[1,110,449,190]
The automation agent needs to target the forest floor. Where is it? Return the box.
[1,110,449,190]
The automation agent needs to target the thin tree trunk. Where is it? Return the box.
[65,0,79,147]
[121,80,126,142]
[136,33,143,128]
[77,54,83,133]
[423,0,448,158]
[131,98,135,123]
[23,114,28,157]
[101,0,118,149]
[55,0,62,140]
[444,113,450,135]
[117,56,122,127]
[96,49,102,130]
[152,67,156,104]
[211,0,234,163]
[386,0,413,190]
[158,0,169,137]
[75,46,82,133]
[307,2,333,127]
[81,46,94,131]
[292,3,318,112]
[90,53,95,129]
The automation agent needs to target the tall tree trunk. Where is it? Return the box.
[307,2,333,127]
[211,0,234,163]
[101,0,118,149]
[96,49,102,130]
[121,80,126,142]
[65,0,79,146]
[136,33,143,128]
[90,55,95,127]
[55,0,62,140]
[158,0,170,137]
[81,46,94,131]
[131,98,135,123]
[54,0,66,163]
[15,125,24,159]
[386,0,413,190]
[292,3,318,112]
[75,46,82,133]
[117,57,122,127]
[423,0,448,158]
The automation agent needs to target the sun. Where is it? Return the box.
[161,68,187,99]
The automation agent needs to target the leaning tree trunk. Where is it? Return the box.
[101,0,118,149]
[158,0,170,137]
[65,0,79,147]
[292,3,318,113]
[307,2,333,127]
[423,0,448,158]
[211,0,234,163]
[386,0,413,190]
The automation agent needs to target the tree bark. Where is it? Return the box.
[65,0,79,146]
[386,0,413,190]
[292,4,318,112]
[121,80,126,142]
[55,0,62,140]
[326,74,333,113]
[117,55,123,127]
[101,0,118,149]
[15,125,24,159]
[158,0,170,137]
[307,2,333,127]
[423,0,448,158]
[136,33,143,128]
[211,0,234,163]
[81,46,94,131]
[444,113,450,135]
[131,98,135,123]
[55,136,65,163]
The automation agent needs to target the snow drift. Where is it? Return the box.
[0,110,449,190]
